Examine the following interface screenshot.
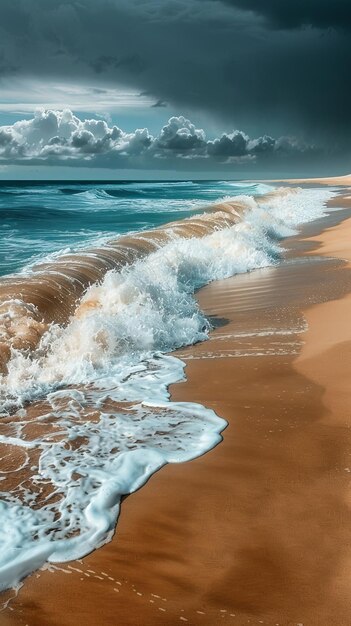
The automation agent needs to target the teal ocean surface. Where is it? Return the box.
[0,180,270,276]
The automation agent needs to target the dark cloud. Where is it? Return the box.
[155,116,206,154]
[151,99,167,108]
[0,109,319,173]
[0,129,13,147]
[0,0,349,167]
[217,0,351,30]
[207,131,249,157]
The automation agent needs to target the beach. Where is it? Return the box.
[1,0,350,620]
[1,179,351,626]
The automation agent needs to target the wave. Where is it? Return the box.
[69,185,199,200]
[73,189,116,201]
[62,187,145,199]
[226,182,274,195]
[0,186,334,591]
[0,187,60,197]
[0,196,248,371]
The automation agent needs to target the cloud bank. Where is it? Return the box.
[0,0,349,153]
[0,109,317,171]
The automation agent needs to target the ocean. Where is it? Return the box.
[0,180,272,276]
[0,180,334,590]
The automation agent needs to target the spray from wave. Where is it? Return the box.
[0,186,333,591]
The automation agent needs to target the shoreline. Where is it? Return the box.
[2,187,351,624]
[261,173,351,187]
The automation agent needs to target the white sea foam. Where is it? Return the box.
[76,188,116,201]
[0,186,334,590]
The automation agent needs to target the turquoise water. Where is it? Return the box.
[0,180,270,276]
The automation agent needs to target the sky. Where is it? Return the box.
[0,0,350,179]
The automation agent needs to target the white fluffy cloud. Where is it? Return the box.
[0,109,314,169]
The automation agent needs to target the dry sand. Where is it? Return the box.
[266,173,351,187]
[2,190,351,626]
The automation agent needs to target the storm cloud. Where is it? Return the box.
[217,0,351,30]
[0,0,349,173]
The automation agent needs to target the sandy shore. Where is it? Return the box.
[2,189,351,626]
[266,173,351,187]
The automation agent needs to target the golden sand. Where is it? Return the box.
[266,173,351,186]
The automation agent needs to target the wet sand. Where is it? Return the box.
[2,190,351,625]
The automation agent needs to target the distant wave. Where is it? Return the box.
[73,189,115,200]
[59,181,199,199]
[60,187,144,199]
[227,182,275,195]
